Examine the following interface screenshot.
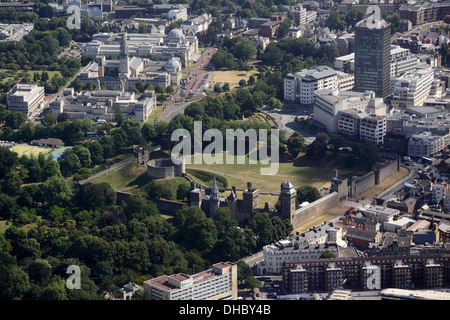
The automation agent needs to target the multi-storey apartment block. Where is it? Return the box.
[282,255,450,293]
[143,262,237,300]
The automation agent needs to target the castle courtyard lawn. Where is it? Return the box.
[88,161,148,190]
[185,153,334,193]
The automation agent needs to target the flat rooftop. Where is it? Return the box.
[145,262,234,292]
[291,65,337,82]
[362,205,399,215]
[355,17,391,30]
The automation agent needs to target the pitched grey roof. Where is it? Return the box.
[344,228,378,241]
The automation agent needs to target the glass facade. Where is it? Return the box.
[354,19,391,98]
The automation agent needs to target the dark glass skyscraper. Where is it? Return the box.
[354,18,391,98]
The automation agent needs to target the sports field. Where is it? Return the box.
[10,144,52,157]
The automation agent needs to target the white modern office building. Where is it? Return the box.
[284,65,338,105]
[314,89,387,135]
[143,262,237,300]
[336,71,354,91]
[337,109,387,145]
[391,65,435,108]
[168,7,188,21]
[259,225,345,274]
[390,45,419,77]
[292,5,306,26]
[359,114,387,145]
[334,53,355,73]
[6,83,45,120]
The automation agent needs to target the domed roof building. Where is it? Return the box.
[84,30,197,67]
[164,56,181,70]
[164,56,182,86]
[167,28,185,40]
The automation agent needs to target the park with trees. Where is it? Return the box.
[0,1,393,300]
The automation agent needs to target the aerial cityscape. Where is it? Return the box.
[3,0,450,306]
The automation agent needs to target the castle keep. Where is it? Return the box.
[190,180,298,223]
[188,158,401,228]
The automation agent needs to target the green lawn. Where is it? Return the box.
[247,112,277,128]
[185,152,335,192]
[183,150,371,193]
[187,168,228,188]
[88,161,148,190]
[148,105,164,123]
[0,69,61,83]
[87,159,190,201]
[10,144,52,158]
[85,149,369,205]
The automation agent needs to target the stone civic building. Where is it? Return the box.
[83,28,198,64]
[79,32,183,90]
[49,88,156,123]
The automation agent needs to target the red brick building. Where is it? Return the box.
[282,254,450,293]
[399,3,450,25]
[260,20,282,39]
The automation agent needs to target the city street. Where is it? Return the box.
[158,47,217,122]
[396,20,443,39]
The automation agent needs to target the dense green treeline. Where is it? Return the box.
[0,86,293,299]
[0,166,292,299]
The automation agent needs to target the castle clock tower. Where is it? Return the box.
[280,181,297,221]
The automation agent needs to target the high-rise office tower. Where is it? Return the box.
[354,18,391,98]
